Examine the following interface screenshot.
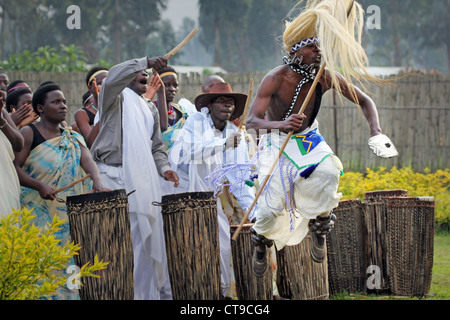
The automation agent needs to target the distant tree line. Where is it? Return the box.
[359,0,449,72]
[0,0,171,66]
[0,0,448,73]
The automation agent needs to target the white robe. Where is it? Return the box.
[168,110,256,296]
[0,130,21,218]
[97,88,171,300]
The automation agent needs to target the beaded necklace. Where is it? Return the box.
[168,104,176,126]
[281,56,316,121]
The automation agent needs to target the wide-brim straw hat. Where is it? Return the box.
[194,83,247,121]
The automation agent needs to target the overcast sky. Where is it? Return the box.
[161,0,199,30]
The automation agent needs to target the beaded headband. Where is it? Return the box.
[83,93,93,105]
[159,72,177,79]
[291,36,319,53]
[7,84,28,94]
[88,70,108,84]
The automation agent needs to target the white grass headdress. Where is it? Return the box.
[283,0,380,97]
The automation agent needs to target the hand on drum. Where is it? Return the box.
[87,187,112,194]
[164,170,179,188]
[88,181,111,194]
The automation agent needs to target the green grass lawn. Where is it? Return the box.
[428,232,450,299]
[330,232,450,300]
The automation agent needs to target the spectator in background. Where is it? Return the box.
[6,79,30,94]
[6,87,39,129]
[202,74,226,93]
[0,89,5,105]
[73,67,109,148]
[0,73,9,92]
[153,66,196,153]
[70,91,92,133]
[0,94,24,218]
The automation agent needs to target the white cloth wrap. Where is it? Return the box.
[0,131,21,218]
[253,122,343,249]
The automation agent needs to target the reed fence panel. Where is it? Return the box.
[7,71,449,172]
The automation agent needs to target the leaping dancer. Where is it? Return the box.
[228,0,398,277]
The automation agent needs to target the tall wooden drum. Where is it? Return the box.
[326,199,368,295]
[276,233,329,300]
[158,191,221,300]
[386,196,435,297]
[67,189,134,300]
[363,189,408,293]
[230,224,273,300]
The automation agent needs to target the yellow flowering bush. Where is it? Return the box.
[0,207,109,300]
[338,167,450,231]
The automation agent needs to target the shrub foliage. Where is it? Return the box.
[338,167,450,231]
[0,208,108,300]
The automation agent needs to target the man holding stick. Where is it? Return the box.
[169,82,257,298]
[245,0,398,276]
[90,56,179,299]
[89,29,197,299]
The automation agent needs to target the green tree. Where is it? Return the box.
[199,0,252,71]
[3,44,88,72]
[45,0,107,62]
[96,0,168,63]
[359,0,449,73]
[173,17,213,66]
[199,0,297,72]
[59,44,89,71]
[0,1,168,66]
[247,0,297,71]
[416,1,450,72]
[144,18,178,63]
[0,0,58,60]
[43,0,169,64]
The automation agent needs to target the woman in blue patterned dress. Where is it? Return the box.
[13,83,106,300]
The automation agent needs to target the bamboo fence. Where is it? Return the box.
[6,71,449,172]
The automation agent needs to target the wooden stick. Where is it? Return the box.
[165,28,198,59]
[238,79,254,132]
[51,174,92,195]
[232,1,355,241]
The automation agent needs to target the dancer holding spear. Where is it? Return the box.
[241,0,398,276]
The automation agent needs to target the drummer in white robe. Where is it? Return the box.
[168,83,257,298]
[90,56,179,300]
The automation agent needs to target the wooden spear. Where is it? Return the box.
[165,28,198,59]
[238,79,254,132]
[232,0,355,241]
